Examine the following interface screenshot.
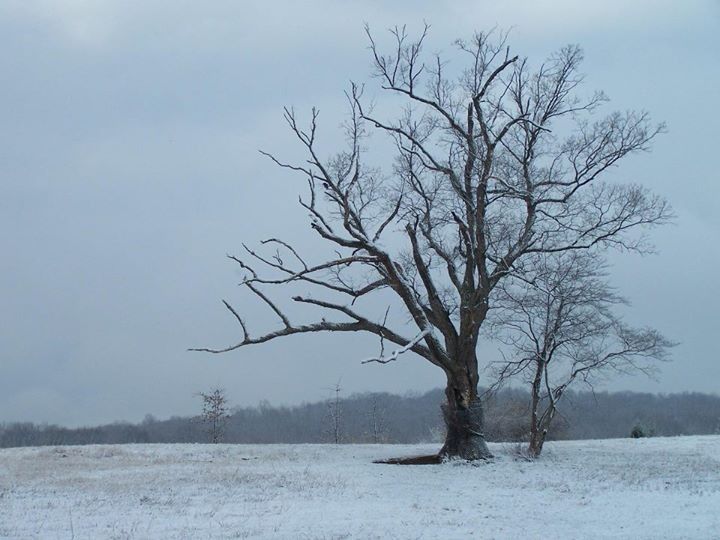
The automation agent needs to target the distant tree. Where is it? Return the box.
[367,394,389,443]
[630,423,653,438]
[325,381,343,444]
[483,390,529,442]
[489,252,672,457]
[197,388,230,444]
[193,26,671,460]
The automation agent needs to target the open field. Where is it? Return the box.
[1,436,718,539]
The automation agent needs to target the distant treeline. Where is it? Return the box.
[2,388,719,448]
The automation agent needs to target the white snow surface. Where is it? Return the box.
[1,436,719,539]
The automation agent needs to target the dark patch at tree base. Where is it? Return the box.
[374,454,443,465]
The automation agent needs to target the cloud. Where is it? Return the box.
[1,0,120,46]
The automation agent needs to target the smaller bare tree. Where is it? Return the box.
[197,388,230,444]
[325,381,343,444]
[367,394,389,443]
[489,252,673,457]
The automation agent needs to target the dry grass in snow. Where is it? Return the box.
[1,436,719,538]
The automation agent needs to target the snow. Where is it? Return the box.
[1,436,718,539]
[362,328,432,364]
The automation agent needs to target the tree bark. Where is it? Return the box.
[439,378,493,460]
[528,415,552,458]
[528,428,545,458]
[528,363,544,457]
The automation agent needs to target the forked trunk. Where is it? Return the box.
[528,403,556,458]
[439,379,493,460]
[528,364,545,458]
[528,429,546,458]
[528,360,558,458]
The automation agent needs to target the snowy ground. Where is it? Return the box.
[1,436,718,539]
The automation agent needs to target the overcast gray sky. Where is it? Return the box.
[1,0,718,427]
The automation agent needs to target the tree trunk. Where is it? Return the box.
[529,402,557,458]
[439,380,493,460]
[528,362,544,457]
[528,415,552,458]
[528,429,545,458]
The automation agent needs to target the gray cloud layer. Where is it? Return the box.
[1,1,718,426]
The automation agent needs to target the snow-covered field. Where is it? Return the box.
[1,436,718,539]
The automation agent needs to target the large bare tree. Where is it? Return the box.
[488,252,673,457]
[193,26,671,460]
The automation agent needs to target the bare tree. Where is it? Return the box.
[367,394,388,443]
[489,252,673,457]
[198,388,230,444]
[325,381,343,444]
[193,26,671,460]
